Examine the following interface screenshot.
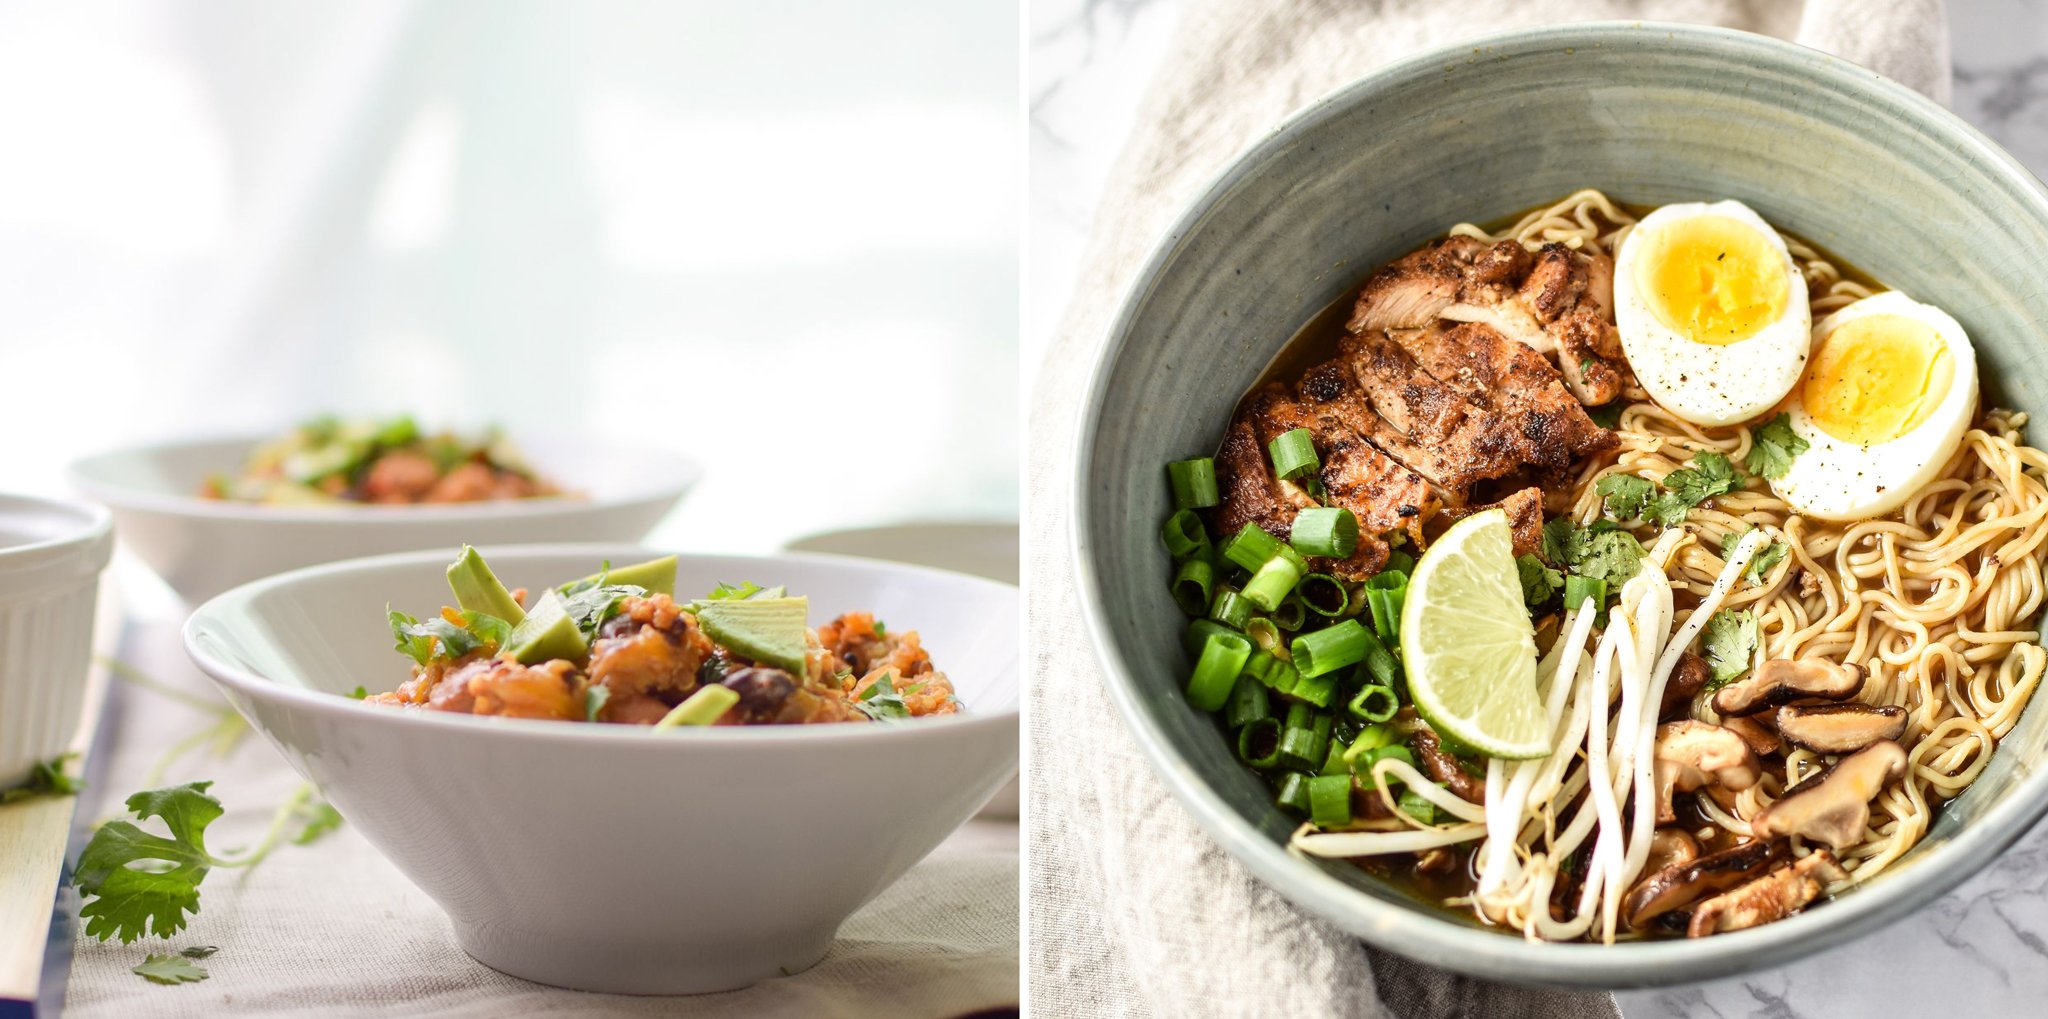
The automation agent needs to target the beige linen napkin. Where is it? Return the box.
[1026,2,1948,1017]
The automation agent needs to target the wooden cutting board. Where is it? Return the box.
[0,593,119,1019]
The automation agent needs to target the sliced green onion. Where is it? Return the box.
[1268,428,1320,481]
[1291,668,1338,708]
[1277,705,1333,772]
[1243,555,1304,612]
[1356,629,1400,690]
[1291,619,1371,678]
[1245,617,1284,655]
[1290,507,1359,558]
[1564,574,1607,615]
[1275,773,1313,816]
[654,685,740,729]
[1172,557,1214,616]
[1223,522,1286,571]
[1168,457,1220,510]
[1347,723,1397,755]
[1308,774,1354,828]
[1161,509,1208,559]
[1209,588,1253,630]
[1398,787,1438,825]
[1347,683,1399,723]
[1355,744,1416,780]
[1297,573,1349,617]
[1237,718,1282,768]
[1364,572,1406,645]
[1272,594,1307,632]
[1184,618,1236,659]
[1188,633,1252,712]
[1319,738,1351,776]
[1244,651,1299,695]
[1384,550,1415,576]
[1224,674,1271,728]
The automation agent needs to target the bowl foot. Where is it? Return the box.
[451,919,836,995]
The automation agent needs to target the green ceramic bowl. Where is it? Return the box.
[1073,22,2048,987]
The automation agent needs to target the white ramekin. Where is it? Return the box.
[0,493,113,788]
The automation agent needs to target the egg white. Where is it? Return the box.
[1770,291,1978,521]
[1614,201,1812,426]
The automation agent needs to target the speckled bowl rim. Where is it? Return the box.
[1072,22,2048,988]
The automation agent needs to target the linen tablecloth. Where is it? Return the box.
[1025,2,1947,1016]
[63,613,1017,1018]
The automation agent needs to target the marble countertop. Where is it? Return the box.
[1029,2,2048,1015]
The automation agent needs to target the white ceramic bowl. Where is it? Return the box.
[69,434,699,603]
[0,493,113,788]
[183,545,1019,994]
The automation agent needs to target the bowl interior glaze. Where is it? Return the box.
[1075,22,2048,987]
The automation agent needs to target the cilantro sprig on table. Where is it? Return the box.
[134,951,210,985]
[0,754,81,803]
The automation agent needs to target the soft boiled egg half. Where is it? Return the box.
[1770,291,1978,520]
[1615,200,1811,426]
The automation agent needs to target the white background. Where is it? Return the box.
[0,0,1019,557]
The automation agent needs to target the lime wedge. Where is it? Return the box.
[1400,509,1548,760]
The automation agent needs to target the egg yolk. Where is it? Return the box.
[1638,215,1789,346]
[1801,313,1953,446]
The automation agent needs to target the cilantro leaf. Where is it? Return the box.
[1663,451,1743,506]
[75,782,223,943]
[584,684,612,722]
[1,754,82,803]
[1516,554,1563,607]
[1539,519,1644,583]
[1701,609,1759,687]
[1642,491,1693,529]
[387,608,509,665]
[560,584,648,641]
[1587,402,1624,429]
[1746,413,1810,481]
[181,945,218,959]
[1595,474,1656,520]
[1722,526,1790,585]
[346,685,369,700]
[682,581,788,614]
[288,797,343,846]
[134,953,209,985]
[855,674,922,721]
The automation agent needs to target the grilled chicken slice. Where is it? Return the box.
[1296,358,1469,501]
[1440,486,1544,556]
[1210,384,1434,579]
[1338,331,1560,493]
[1389,321,1618,468]
[1348,236,1633,405]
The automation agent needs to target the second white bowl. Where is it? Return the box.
[69,433,698,603]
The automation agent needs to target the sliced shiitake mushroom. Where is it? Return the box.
[1687,849,1848,937]
[1720,714,1782,757]
[1712,658,1863,716]
[1774,704,1908,754]
[1652,721,1762,824]
[1751,740,1909,848]
[1623,838,1784,930]
[1660,651,1714,722]
[1412,727,1486,804]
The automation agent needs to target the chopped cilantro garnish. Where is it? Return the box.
[346,685,369,700]
[1587,402,1624,429]
[133,953,209,985]
[1746,413,1810,481]
[387,608,509,666]
[1541,517,1644,583]
[1722,526,1790,585]
[855,674,924,721]
[559,583,647,640]
[1663,451,1743,506]
[1516,554,1563,607]
[584,685,612,722]
[1595,474,1655,520]
[1701,609,1759,687]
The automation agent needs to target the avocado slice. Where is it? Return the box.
[566,555,677,596]
[446,545,526,625]
[696,596,808,674]
[501,590,589,665]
